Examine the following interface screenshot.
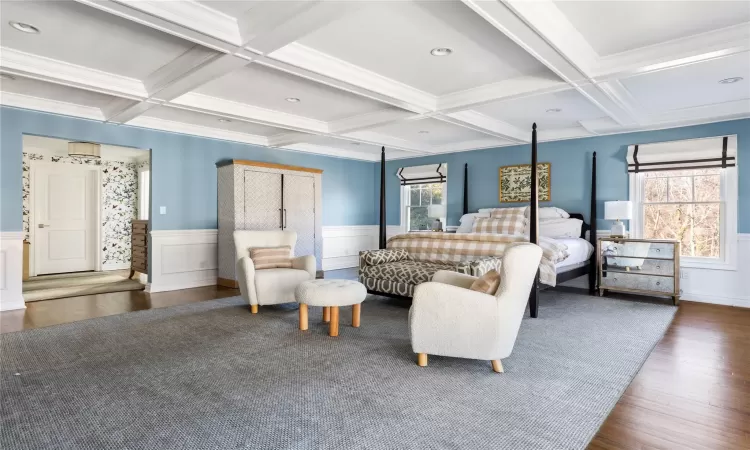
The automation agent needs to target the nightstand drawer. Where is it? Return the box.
[601,272,674,294]
[646,242,674,259]
[606,259,675,276]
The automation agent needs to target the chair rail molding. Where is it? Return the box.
[147,229,219,293]
[0,232,26,311]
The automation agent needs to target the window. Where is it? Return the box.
[629,136,737,269]
[641,169,722,258]
[403,183,445,232]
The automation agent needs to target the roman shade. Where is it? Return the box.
[398,163,447,185]
[627,135,736,173]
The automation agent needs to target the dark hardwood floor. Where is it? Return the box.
[1,279,747,449]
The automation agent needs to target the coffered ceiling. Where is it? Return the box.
[1,0,748,161]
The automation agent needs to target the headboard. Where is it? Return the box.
[568,213,590,240]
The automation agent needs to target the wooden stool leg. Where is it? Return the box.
[329,306,339,337]
[417,353,428,367]
[352,304,361,328]
[299,303,308,331]
[491,360,504,373]
[250,304,258,314]
[323,306,330,323]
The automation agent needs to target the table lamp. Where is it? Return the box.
[427,204,446,232]
[604,201,632,237]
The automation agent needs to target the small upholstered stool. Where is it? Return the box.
[295,279,367,337]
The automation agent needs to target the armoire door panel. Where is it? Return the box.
[243,170,282,230]
[283,174,315,257]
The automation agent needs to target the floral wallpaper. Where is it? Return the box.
[23,153,142,265]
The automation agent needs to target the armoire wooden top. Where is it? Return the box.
[216,159,323,174]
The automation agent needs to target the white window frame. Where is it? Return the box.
[400,182,447,232]
[629,166,737,271]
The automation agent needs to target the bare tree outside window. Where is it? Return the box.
[642,168,721,258]
[405,183,444,231]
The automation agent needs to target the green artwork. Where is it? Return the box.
[499,163,551,203]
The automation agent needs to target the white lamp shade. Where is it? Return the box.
[427,204,446,219]
[604,201,632,220]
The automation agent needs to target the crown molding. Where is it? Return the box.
[170,92,327,134]
[595,79,647,124]
[268,43,437,113]
[1,92,106,121]
[280,143,381,162]
[0,47,147,99]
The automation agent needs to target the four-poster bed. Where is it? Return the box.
[372,124,598,317]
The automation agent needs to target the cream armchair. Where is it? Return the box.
[409,243,543,373]
[233,230,316,313]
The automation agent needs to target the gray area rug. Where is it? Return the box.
[1,291,676,449]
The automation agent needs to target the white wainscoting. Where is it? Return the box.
[679,233,750,308]
[0,232,26,311]
[322,226,378,270]
[147,229,218,293]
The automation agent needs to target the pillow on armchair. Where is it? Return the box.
[250,246,292,269]
[469,270,501,295]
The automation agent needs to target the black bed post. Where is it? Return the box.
[379,146,387,249]
[463,163,469,215]
[529,123,540,318]
[588,152,597,295]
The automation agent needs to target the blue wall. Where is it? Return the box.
[377,119,750,232]
[0,106,375,232]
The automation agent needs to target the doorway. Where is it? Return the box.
[22,135,150,302]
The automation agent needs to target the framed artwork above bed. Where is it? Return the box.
[499,162,551,203]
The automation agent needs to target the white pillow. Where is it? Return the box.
[526,207,570,219]
[529,218,583,238]
[457,213,489,233]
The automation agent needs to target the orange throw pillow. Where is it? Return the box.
[469,270,501,295]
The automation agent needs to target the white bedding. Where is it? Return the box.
[555,238,594,270]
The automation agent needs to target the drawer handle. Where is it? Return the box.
[656,281,661,286]
[656,265,661,269]
[613,278,617,281]
[656,249,661,252]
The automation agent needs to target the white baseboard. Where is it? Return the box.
[102,262,131,271]
[0,232,26,311]
[148,229,218,293]
[680,292,750,308]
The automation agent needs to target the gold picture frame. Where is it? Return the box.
[499,163,551,203]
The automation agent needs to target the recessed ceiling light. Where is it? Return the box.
[9,21,39,34]
[286,97,300,103]
[218,118,231,123]
[718,77,743,84]
[546,108,562,113]
[430,47,452,57]
[418,130,430,134]
[0,73,16,81]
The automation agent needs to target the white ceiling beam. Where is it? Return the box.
[328,109,419,135]
[268,43,436,113]
[593,23,750,81]
[170,93,328,134]
[0,47,147,99]
[126,116,267,146]
[437,76,570,113]
[439,111,529,143]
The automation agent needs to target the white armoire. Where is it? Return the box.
[217,160,323,287]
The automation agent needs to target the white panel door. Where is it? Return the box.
[34,164,99,275]
[283,174,316,257]
[243,170,282,230]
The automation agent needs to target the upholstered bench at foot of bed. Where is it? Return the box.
[358,250,503,298]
